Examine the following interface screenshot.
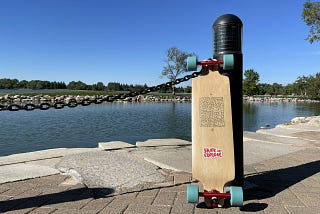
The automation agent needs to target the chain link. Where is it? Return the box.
[0,71,202,111]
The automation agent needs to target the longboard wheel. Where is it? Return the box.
[229,186,243,206]
[187,184,199,203]
[223,54,234,70]
[187,56,197,71]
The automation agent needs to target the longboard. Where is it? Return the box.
[193,70,234,206]
[186,56,243,208]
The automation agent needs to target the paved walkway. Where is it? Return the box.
[0,116,319,213]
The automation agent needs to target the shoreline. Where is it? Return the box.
[0,94,319,105]
[0,95,191,105]
[243,95,319,103]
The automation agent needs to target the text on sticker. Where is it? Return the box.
[203,147,223,158]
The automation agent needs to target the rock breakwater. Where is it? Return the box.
[1,94,319,107]
[244,95,319,103]
[0,94,191,106]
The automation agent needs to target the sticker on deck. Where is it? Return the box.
[203,147,223,158]
[199,97,225,127]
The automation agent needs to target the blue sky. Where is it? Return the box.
[0,0,319,87]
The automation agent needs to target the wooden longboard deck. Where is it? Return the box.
[192,71,235,193]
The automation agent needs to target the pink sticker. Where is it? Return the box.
[203,147,223,158]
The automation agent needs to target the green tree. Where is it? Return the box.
[307,72,320,99]
[302,0,320,43]
[243,69,260,96]
[258,83,270,95]
[0,78,18,89]
[270,83,284,96]
[18,80,28,89]
[185,86,192,93]
[283,83,296,96]
[161,47,195,95]
[67,81,88,90]
[294,75,309,96]
[107,82,122,91]
[92,82,105,91]
[27,80,39,89]
[57,81,67,89]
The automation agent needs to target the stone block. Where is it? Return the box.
[136,138,191,147]
[98,141,135,150]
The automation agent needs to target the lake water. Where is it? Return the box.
[0,102,319,156]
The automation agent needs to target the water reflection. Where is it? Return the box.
[0,102,319,156]
[243,102,320,131]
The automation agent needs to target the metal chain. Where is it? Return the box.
[0,71,202,111]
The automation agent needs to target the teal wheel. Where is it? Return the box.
[187,56,197,71]
[230,186,243,206]
[187,184,199,203]
[223,54,234,70]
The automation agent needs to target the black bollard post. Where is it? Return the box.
[213,14,244,187]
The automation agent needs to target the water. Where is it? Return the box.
[243,102,320,130]
[0,102,319,156]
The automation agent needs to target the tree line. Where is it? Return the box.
[243,69,320,100]
[0,79,67,90]
[0,78,192,93]
[2,71,319,100]
[0,78,144,91]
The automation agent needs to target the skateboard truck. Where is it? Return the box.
[186,54,234,71]
[187,184,243,207]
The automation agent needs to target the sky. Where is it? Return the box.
[0,0,319,87]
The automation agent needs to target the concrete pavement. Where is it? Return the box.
[0,116,319,213]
